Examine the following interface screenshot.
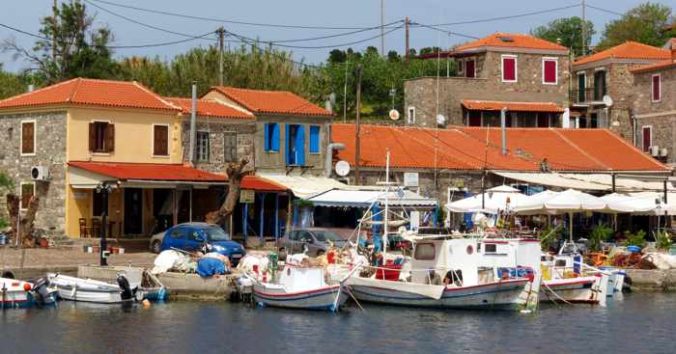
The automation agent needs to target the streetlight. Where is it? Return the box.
[95,182,113,266]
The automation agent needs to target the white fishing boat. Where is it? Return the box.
[248,255,351,311]
[47,273,140,304]
[0,276,57,308]
[347,236,540,311]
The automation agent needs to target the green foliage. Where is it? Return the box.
[655,230,673,251]
[532,17,595,56]
[596,2,675,50]
[538,224,562,250]
[0,171,13,191]
[624,229,647,248]
[588,223,613,252]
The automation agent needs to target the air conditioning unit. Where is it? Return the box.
[31,166,50,181]
[650,146,660,157]
[660,148,668,157]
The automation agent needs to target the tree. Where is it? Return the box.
[532,17,595,56]
[205,158,250,226]
[0,171,13,230]
[596,2,675,50]
[3,0,118,83]
[0,64,26,99]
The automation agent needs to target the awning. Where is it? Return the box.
[258,174,348,199]
[493,171,674,192]
[309,188,437,209]
[461,99,564,113]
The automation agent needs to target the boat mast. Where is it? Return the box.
[383,150,390,255]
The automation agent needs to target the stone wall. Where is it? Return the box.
[181,118,256,173]
[0,111,67,235]
[405,51,570,128]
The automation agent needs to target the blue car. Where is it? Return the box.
[159,223,246,265]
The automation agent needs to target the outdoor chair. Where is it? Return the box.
[79,218,89,238]
[91,218,101,238]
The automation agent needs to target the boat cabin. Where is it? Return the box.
[478,238,541,270]
[410,237,481,286]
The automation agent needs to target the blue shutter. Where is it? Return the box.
[309,126,320,153]
[285,124,291,165]
[264,123,270,151]
[272,123,280,152]
[296,125,305,166]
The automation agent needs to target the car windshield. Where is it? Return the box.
[205,226,230,241]
[313,231,341,242]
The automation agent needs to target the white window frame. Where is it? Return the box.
[457,59,464,74]
[195,130,210,162]
[20,119,37,157]
[19,181,35,211]
[151,123,170,158]
[542,57,558,85]
[407,106,416,125]
[641,125,653,152]
[651,74,661,103]
[501,54,518,83]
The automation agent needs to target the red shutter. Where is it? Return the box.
[642,127,652,152]
[22,122,34,154]
[154,125,168,156]
[465,59,475,78]
[502,57,516,81]
[652,75,661,101]
[89,122,96,152]
[543,60,557,83]
[105,124,115,153]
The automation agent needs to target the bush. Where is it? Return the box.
[624,229,647,248]
[538,224,562,251]
[655,231,673,251]
[589,224,613,251]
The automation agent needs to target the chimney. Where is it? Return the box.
[27,84,34,92]
[500,107,508,155]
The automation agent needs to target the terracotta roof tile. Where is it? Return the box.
[455,33,568,52]
[462,100,564,113]
[164,97,253,120]
[331,124,668,172]
[209,86,332,117]
[574,41,671,66]
[630,59,676,73]
[0,78,180,111]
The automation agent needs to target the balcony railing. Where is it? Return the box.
[571,87,607,104]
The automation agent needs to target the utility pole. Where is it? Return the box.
[380,0,385,55]
[405,17,410,61]
[581,0,586,56]
[217,27,225,86]
[354,64,363,185]
[52,0,57,61]
[343,59,349,123]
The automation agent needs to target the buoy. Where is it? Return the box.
[23,283,32,291]
[142,299,151,308]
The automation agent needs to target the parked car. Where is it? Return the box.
[277,228,347,258]
[155,223,246,265]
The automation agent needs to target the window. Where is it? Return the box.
[407,106,416,125]
[577,72,586,102]
[457,59,464,74]
[88,122,114,153]
[414,243,436,260]
[153,125,169,156]
[652,74,661,102]
[309,126,320,154]
[484,243,497,253]
[264,123,280,152]
[170,227,187,239]
[196,131,210,162]
[93,190,108,217]
[542,58,558,84]
[20,121,36,155]
[501,55,517,82]
[642,126,652,152]
[593,70,606,101]
[223,131,237,162]
[285,124,305,166]
[465,59,475,78]
[20,182,35,210]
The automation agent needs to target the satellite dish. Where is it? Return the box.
[436,114,446,126]
[389,109,400,121]
[603,95,613,107]
[335,160,351,177]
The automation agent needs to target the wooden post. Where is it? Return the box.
[274,193,280,240]
[405,17,410,61]
[354,64,363,185]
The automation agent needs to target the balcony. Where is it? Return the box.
[571,87,607,105]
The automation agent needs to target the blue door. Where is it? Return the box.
[285,124,305,166]
[295,125,305,166]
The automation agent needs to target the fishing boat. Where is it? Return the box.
[0,276,57,308]
[47,273,141,304]
[348,236,540,310]
[247,254,351,312]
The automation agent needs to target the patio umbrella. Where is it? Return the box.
[446,185,538,214]
[540,189,607,242]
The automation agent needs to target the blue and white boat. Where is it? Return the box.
[0,276,57,309]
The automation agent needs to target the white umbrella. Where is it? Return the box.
[536,189,607,242]
[446,185,537,214]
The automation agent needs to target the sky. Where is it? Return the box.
[0,0,664,73]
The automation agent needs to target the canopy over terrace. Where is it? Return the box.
[67,161,286,237]
[308,187,437,209]
[493,171,674,193]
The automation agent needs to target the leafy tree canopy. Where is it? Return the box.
[596,2,675,50]
[532,17,595,56]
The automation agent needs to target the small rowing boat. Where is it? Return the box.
[47,273,141,304]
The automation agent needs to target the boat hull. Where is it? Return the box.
[48,274,131,304]
[253,284,348,311]
[348,277,530,310]
[540,275,608,305]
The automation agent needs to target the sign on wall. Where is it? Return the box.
[239,190,255,204]
[403,172,419,187]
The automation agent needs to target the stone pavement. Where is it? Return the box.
[0,246,156,269]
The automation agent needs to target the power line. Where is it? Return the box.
[428,3,581,26]
[586,4,623,17]
[270,20,404,43]
[109,31,216,49]
[411,22,479,40]
[88,0,397,30]
[0,23,48,40]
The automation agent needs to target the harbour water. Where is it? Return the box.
[2,293,674,354]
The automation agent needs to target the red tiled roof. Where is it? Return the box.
[630,59,676,73]
[574,41,671,66]
[209,86,332,117]
[455,33,568,52]
[164,97,253,120]
[68,161,286,191]
[331,124,668,172]
[0,78,180,112]
[462,100,564,113]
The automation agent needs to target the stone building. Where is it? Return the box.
[405,33,570,129]
[630,41,676,165]
[571,41,671,140]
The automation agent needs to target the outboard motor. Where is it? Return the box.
[116,274,134,301]
[31,277,57,306]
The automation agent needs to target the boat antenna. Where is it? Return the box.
[481,126,490,210]
[383,149,390,254]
